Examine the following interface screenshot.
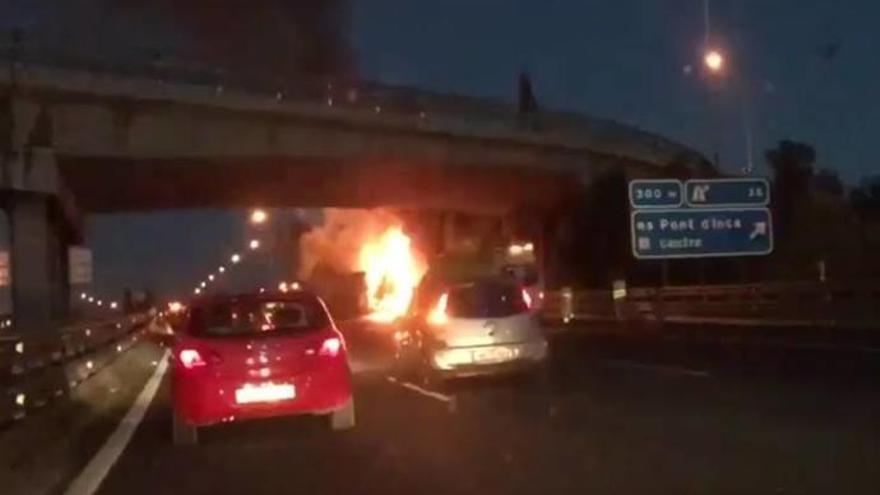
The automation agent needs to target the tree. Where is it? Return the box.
[766,140,816,239]
[850,176,880,248]
[561,168,632,287]
[813,168,844,197]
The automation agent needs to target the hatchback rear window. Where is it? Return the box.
[446,282,528,318]
[187,297,330,337]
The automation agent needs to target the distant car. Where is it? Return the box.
[393,278,548,382]
[170,292,354,445]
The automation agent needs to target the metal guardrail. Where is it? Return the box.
[542,282,880,329]
[0,313,152,427]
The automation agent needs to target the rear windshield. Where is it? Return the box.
[187,298,330,337]
[447,282,528,318]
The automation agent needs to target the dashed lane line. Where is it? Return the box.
[386,375,457,409]
[600,358,712,379]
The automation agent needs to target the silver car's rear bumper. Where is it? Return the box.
[428,339,548,376]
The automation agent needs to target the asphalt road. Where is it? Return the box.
[95,320,880,495]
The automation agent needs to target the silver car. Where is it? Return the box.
[393,278,548,381]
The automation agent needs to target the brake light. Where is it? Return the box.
[427,292,449,325]
[178,348,206,369]
[319,337,342,357]
[522,288,533,309]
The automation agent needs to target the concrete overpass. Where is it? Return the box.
[0,54,708,334]
[1,56,707,213]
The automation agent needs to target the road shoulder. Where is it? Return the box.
[0,342,165,495]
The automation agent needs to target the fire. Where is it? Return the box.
[358,226,425,322]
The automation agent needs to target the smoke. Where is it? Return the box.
[8,0,354,79]
[142,0,354,78]
[298,208,405,279]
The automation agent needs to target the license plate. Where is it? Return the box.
[472,347,514,364]
[235,382,296,404]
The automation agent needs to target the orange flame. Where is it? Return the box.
[358,226,426,322]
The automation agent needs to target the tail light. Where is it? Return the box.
[319,337,343,357]
[427,292,449,325]
[178,348,207,369]
[522,288,533,309]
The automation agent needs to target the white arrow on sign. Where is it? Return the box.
[749,221,768,240]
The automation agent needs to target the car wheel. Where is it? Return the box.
[391,348,410,379]
[417,355,443,390]
[329,400,356,431]
[172,410,198,445]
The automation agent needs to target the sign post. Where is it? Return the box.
[68,247,93,285]
[629,178,773,260]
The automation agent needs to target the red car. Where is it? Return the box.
[170,293,354,445]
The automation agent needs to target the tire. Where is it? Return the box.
[417,355,444,390]
[330,400,356,431]
[172,410,198,445]
[392,348,416,381]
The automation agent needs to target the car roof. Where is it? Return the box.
[429,276,519,290]
[190,291,320,307]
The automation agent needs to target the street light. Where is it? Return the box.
[218,266,226,273]
[194,288,201,295]
[231,253,241,264]
[208,274,215,281]
[200,281,207,288]
[80,293,87,300]
[249,239,260,250]
[704,49,724,73]
[110,301,118,310]
[250,209,268,225]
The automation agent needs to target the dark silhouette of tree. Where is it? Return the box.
[813,168,844,197]
[851,176,880,248]
[562,168,631,287]
[766,140,816,239]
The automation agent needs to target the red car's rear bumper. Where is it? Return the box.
[172,361,352,427]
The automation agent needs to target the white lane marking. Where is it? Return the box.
[386,375,455,404]
[601,358,711,378]
[65,350,170,495]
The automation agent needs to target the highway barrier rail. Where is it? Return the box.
[543,282,880,329]
[0,313,152,427]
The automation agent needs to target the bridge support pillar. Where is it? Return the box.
[6,192,69,334]
[2,95,81,333]
[539,211,565,289]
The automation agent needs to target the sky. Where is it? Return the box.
[66,0,880,299]
[353,0,880,182]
